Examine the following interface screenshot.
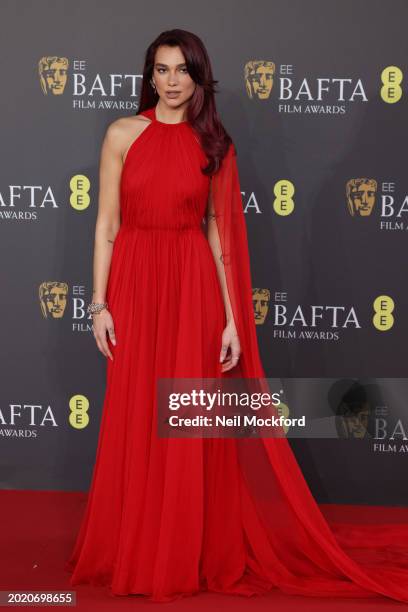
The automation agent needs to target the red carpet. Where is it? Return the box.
[1,490,407,610]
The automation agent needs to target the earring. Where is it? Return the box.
[150,79,156,92]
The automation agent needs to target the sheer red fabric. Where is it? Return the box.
[211,140,408,603]
[211,142,267,379]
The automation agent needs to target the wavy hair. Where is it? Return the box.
[137,28,233,175]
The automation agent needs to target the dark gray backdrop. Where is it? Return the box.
[1,0,408,505]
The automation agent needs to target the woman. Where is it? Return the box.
[65,29,408,603]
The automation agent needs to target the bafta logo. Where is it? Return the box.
[244,61,275,99]
[253,288,270,325]
[337,402,370,439]
[346,178,377,217]
[39,281,68,318]
[334,383,373,439]
[38,56,69,95]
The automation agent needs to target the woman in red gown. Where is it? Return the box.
[65,29,408,603]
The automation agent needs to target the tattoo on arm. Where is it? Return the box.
[107,239,114,244]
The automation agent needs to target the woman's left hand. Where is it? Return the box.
[220,321,241,372]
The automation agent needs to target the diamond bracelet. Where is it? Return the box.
[87,301,108,315]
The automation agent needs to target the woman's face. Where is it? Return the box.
[152,45,195,107]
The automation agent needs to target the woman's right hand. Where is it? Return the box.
[92,309,116,361]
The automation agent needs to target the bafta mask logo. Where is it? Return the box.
[244,61,275,100]
[346,178,377,217]
[253,288,270,325]
[334,383,376,439]
[39,281,68,318]
[337,401,370,439]
[38,56,69,95]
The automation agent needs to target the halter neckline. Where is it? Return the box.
[140,104,187,126]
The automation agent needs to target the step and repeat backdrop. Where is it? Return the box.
[1,0,408,504]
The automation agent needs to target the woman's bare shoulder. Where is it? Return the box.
[102,114,152,161]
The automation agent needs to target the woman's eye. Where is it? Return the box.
[156,68,188,73]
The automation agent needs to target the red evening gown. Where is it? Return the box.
[65,103,408,603]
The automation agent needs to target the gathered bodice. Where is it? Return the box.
[119,105,210,231]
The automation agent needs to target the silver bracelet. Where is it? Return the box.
[87,301,108,315]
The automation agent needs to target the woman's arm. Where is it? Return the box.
[91,116,152,360]
[90,121,124,360]
[92,123,122,304]
[205,184,241,372]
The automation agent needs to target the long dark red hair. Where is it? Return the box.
[137,29,233,175]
